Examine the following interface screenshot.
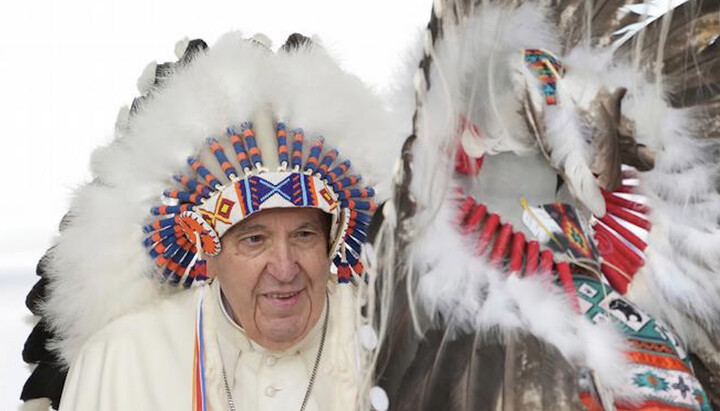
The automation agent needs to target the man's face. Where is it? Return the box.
[207,207,331,350]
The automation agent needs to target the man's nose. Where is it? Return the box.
[267,240,300,282]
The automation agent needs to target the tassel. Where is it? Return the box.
[291,128,305,170]
[605,202,651,230]
[188,157,222,189]
[163,190,203,204]
[601,263,630,294]
[509,232,526,273]
[174,175,212,197]
[539,250,554,275]
[463,203,487,235]
[143,217,177,233]
[304,139,323,174]
[524,240,540,276]
[341,199,376,212]
[594,223,645,267]
[327,160,352,182]
[477,213,500,254]
[240,122,263,168]
[228,128,252,172]
[490,223,513,266]
[276,123,289,168]
[602,190,649,214]
[207,138,238,179]
[338,187,374,200]
[332,175,361,191]
[317,149,339,178]
[150,204,194,216]
[457,195,476,222]
[350,210,372,225]
[556,262,580,313]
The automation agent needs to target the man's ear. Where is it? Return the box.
[204,254,218,279]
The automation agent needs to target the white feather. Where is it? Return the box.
[543,86,606,217]
[136,61,157,95]
[624,87,720,341]
[174,37,190,59]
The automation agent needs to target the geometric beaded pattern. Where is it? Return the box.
[143,121,377,287]
[524,48,565,106]
[574,275,712,411]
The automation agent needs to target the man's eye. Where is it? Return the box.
[296,230,317,239]
[243,235,264,244]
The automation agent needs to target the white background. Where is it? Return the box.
[0,0,431,408]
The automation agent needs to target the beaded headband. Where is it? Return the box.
[143,121,376,287]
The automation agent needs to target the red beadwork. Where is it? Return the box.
[539,250,554,275]
[490,223,513,266]
[477,213,500,254]
[525,241,540,276]
[598,214,647,251]
[605,202,652,230]
[556,262,580,312]
[464,203,488,235]
[602,190,649,214]
[601,263,630,294]
[509,232,526,273]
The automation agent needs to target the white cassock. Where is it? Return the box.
[59,278,361,410]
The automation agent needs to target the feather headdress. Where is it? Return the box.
[371,0,720,409]
[21,32,400,409]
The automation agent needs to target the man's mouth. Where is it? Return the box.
[266,291,301,300]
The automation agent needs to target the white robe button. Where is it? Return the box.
[370,386,389,411]
[359,325,378,350]
[265,355,277,366]
[265,386,279,397]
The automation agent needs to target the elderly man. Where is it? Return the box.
[21,33,394,411]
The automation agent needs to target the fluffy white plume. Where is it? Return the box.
[42,32,399,365]
[625,97,720,340]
